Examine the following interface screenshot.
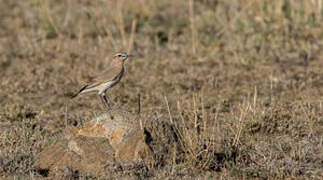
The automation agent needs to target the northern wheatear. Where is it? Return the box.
[71,52,131,109]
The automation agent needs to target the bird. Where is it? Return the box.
[71,52,131,109]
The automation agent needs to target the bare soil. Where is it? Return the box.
[0,0,322,179]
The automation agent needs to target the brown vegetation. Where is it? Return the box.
[0,0,322,179]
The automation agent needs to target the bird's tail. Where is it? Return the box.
[70,93,79,99]
[68,85,88,99]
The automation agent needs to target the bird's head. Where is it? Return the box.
[113,52,132,62]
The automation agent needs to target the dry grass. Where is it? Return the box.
[0,0,322,179]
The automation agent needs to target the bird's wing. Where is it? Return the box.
[85,64,121,89]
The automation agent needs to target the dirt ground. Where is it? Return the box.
[0,0,322,179]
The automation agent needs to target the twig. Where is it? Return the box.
[127,19,137,53]
[189,0,196,55]
[164,96,173,124]
[137,93,143,130]
[117,0,127,48]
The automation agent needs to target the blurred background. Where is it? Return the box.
[0,0,322,178]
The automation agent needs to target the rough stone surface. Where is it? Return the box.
[75,110,137,148]
[34,109,151,177]
[114,129,152,164]
[34,135,115,177]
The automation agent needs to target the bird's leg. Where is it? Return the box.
[103,94,112,108]
[99,93,110,109]
[104,94,111,104]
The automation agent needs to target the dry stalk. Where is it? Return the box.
[188,0,197,55]
[40,0,60,36]
[116,0,127,48]
[177,100,195,156]
[127,19,137,53]
[78,20,84,44]
[164,96,173,124]
[233,106,246,147]
[299,102,314,137]
[138,93,143,130]
[253,86,257,114]
[201,94,207,142]
[193,93,198,130]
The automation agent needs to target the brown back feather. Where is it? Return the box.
[83,58,123,89]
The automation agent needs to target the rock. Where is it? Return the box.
[114,128,152,164]
[34,135,115,177]
[76,110,135,149]
[34,109,152,177]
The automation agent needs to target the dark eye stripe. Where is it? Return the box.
[115,53,127,58]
